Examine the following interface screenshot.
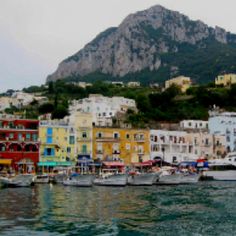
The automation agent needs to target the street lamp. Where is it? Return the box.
[161,147,165,167]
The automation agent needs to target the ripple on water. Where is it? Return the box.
[0,182,236,235]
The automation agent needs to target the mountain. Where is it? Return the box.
[47,5,236,84]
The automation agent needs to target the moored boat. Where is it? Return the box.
[203,153,236,181]
[34,174,50,184]
[63,173,94,187]
[157,167,182,185]
[1,174,34,187]
[93,173,127,186]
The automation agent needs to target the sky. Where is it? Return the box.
[0,0,236,92]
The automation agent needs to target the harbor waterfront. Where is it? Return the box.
[0,182,236,236]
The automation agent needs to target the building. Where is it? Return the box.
[69,94,137,127]
[209,111,236,152]
[68,112,93,161]
[92,127,150,164]
[215,74,236,86]
[165,76,191,92]
[150,129,226,163]
[0,115,39,172]
[39,120,76,169]
[180,120,208,131]
[127,82,140,88]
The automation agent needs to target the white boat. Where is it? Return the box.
[128,172,161,186]
[34,174,50,184]
[179,172,200,184]
[157,167,182,185]
[0,174,34,187]
[52,173,68,184]
[93,173,127,186]
[63,174,94,187]
[203,152,236,181]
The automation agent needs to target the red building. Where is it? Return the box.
[0,116,39,172]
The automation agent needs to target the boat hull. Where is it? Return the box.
[128,173,157,186]
[157,173,182,185]
[1,174,34,187]
[93,174,127,186]
[179,173,200,184]
[34,175,50,184]
[203,170,236,181]
[63,175,94,187]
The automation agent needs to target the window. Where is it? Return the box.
[47,128,53,135]
[0,121,2,128]
[9,133,14,139]
[126,143,130,150]
[44,148,55,156]
[26,133,31,141]
[82,132,87,138]
[69,136,75,145]
[97,132,102,138]
[18,133,22,141]
[103,112,106,116]
[47,136,53,144]
[32,134,38,142]
[82,145,87,154]
[67,147,71,153]
[114,132,119,139]
[126,134,130,139]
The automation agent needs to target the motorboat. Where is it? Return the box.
[0,174,34,187]
[179,172,201,184]
[93,172,127,186]
[34,174,50,184]
[128,172,160,186]
[63,173,94,187]
[52,173,68,184]
[128,161,162,185]
[203,153,236,181]
[157,167,182,185]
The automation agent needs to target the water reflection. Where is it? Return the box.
[0,182,236,235]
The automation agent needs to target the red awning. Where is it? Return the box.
[132,160,153,167]
[103,162,125,167]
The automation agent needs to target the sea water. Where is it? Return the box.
[0,182,236,236]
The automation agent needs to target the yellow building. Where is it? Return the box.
[215,74,236,86]
[70,112,93,160]
[165,76,191,92]
[92,127,150,164]
[39,120,76,169]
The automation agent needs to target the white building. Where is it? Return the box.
[69,94,137,127]
[209,111,236,152]
[127,82,140,87]
[180,120,208,130]
[150,129,226,163]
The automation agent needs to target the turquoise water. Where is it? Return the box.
[0,182,236,236]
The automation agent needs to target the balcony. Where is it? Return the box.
[134,138,145,143]
[96,150,103,154]
[112,150,120,154]
[96,137,120,142]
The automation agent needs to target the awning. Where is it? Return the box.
[103,162,125,167]
[132,160,153,167]
[0,159,12,165]
[38,161,74,167]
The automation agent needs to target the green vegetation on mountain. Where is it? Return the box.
[8,81,236,127]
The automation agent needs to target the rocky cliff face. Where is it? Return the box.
[47,5,236,82]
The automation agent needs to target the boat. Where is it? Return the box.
[93,161,127,186]
[157,167,182,185]
[0,174,34,187]
[128,161,162,186]
[34,174,50,184]
[203,153,236,181]
[179,172,200,184]
[63,173,94,187]
[93,172,127,186]
[128,172,159,186]
[177,161,201,184]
